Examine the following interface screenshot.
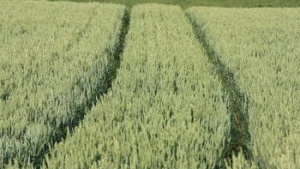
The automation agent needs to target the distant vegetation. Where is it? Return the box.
[48,0,300,8]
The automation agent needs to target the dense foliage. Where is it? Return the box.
[1,1,299,168]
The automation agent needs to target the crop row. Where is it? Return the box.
[42,4,230,169]
[187,7,300,168]
[0,1,126,168]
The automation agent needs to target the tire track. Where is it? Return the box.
[27,8,130,169]
[186,13,254,169]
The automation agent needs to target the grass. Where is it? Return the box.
[48,0,300,8]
